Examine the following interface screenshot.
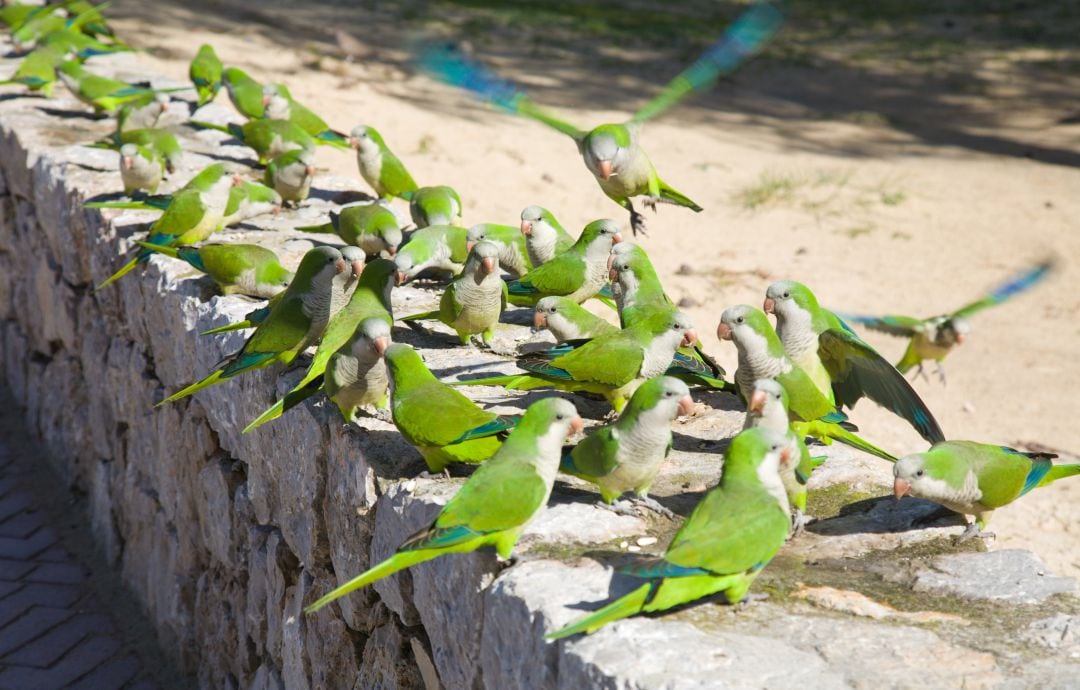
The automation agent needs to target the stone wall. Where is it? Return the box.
[1,48,1078,690]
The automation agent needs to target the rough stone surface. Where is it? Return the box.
[2,40,1079,690]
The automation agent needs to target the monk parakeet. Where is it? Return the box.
[894,441,1079,541]
[506,219,622,308]
[533,296,617,344]
[189,44,222,107]
[384,343,521,472]
[764,280,945,445]
[394,224,469,284]
[842,259,1055,384]
[119,143,163,195]
[262,83,349,148]
[87,160,234,212]
[520,205,575,267]
[0,44,64,96]
[409,185,462,228]
[419,4,783,234]
[188,118,315,165]
[220,179,283,227]
[349,125,418,201]
[89,127,183,175]
[321,317,392,422]
[158,246,352,405]
[561,375,692,514]
[296,203,403,258]
[56,60,181,114]
[264,148,316,205]
[466,223,531,277]
[132,242,293,299]
[718,305,897,463]
[305,396,582,613]
[116,91,169,132]
[400,240,507,346]
[222,66,264,119]
[548,427,792,639]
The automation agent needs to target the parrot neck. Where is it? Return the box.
[356,145,382,188]
[745,404,788,434]
[527,227,558,265]
[546,314,579,343]
[755,454,791,517]
[775,307,818,360]
[640,331,681,379]
[616,404,674,463]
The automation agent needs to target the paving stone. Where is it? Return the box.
[0,527,59,560]
[0,509,46,539]
[0,558,33,581]
[23,561,85,585]
[0,606,73,656]
[67,652,142,690]
[0,582,84,628]
[0,634,121,689]
[0,612,111,669]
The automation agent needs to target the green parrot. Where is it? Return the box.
[0,43,64,96]
[190,117,315,165]
[533,296,617,344]
[264,148,316,205]
[744,378,826,536]
[189,44,222,107]
[400,240,507,346]
[894,441,1080,541]
[118,143,163,195]
[132,242,293,299]
[383,343,522,472]
[0,2,40,30]
[12,1,118,47]
[116,91,169,132]
[561,375,692,514]
[505,219,622,308]
[322,317,392,422]
[548,427,793,639]
[158,246,352,405]
[409,185,462,228]
[842,259,1055,384]
[89,127,183,175]
[349,125,418,201]
[718,305,898,463]
[520,205,575,267]
[87,160,234,212]
[457,309,698,413]
[764,280,945,445]
[296,203,403,258]
[305,396,583,613]
[41,25,128,57]
[220,179,283,228]
[222,66,264,119]
[393,224,469,284]
[242,256,395,432]
[262,83,349,148]
[466,223,531,278]
[56,60,182,114]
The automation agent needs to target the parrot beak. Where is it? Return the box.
[717,323,733,341]
[121,155,132,170]
[893,477,912,501]
[386,246,397,256]
[568,415,585,437]
[351,259,366,278]
[481,256,497,275]
[466,240,476,253]
[598,160,614,180]
[748,390,767,415]
[231,174,244,187]
[305,165,317,178]
[763,297,775,314]
[334,258,347,274]
[955,333,966,345]
[349,137,359,149]
[395,271,408,286]
[373,336,390,356]
[611,232,623,245]
[533,312,547,331]
[681,329,699,348]
[262,94,271,107]
[272,205,282,216]
[677,394,695,417]
[609,266,618,282]
[520,221,532,236]
[160,100,169,112]
[779,446,794,468]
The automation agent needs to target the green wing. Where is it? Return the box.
[241,295,312,355]
[951,259,1055,321]
[439,281,464,326]
[550,333,642,386]
[435,463,548,534]
[840,313,922,337]
[775,365,839,424]
[564,428,619,479]
[511,253,586,296]
[379,151,418,197]
[394,382,497,447]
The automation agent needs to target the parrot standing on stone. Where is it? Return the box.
[383,343,523,472]
[157,246,352,405]
[116,91,169,132]
[0,43,64,96]
[532,296,617,344]
[409,185,462,228]
[87,160,234,212]
[131,242,294,299]
[393,224,469,284]
[506,219,622,308]
[264,148,316,205]
[718,305,898,462]
[118,143,163,195]
[418,3,784,234]
[520,205,575,267]
[321,317,393,422]
[466,223,531,277]
[548,427,792,639]
[262,83,349,148]
[188,117,315,165]
[894,441,1080,541]
[349,125,418,201]
[56,60,182,114]
[561,376,692,515]
[400,240,507,346]
[189,43,222,107]
[841,259,1055,384]
[222,66,265,119]
[90,127,183,175]
[305,396,583,613]
[764,280,945,445]
[221,179,283,227]
[296,203,403,258]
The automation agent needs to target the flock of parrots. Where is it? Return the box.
[2,1,1074,640]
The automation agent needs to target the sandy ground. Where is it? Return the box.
[101,2,1079,576]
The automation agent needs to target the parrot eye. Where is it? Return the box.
[783,291,790,298]
[736,316,744,324]
[774,393,781,400]
[771,444,780,451]
[916,469,924,477]
[556,414,565,421]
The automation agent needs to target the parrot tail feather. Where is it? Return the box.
[200,320,253,336]
[305,550,437,614]
[814,422,897,463]
[94,256,140,291]
[1041,463,1080,488]
[156,369,225,406]
[134,240,180,259]
[656,180,703,212]
[242,398,286,434]
[295,223,334,234]
[448,374,548,390]
[547,583,653,640]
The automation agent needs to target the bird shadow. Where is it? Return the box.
[0,91,43,103]
[306,187,374,205]
[671,429,727,454]
[806,495,966,537]
[36,106,99,120]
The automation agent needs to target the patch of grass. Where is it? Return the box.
[733,171,800,210]
[880,190,906,206]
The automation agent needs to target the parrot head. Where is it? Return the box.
[763,280,819,326]
[377,223,403,256]
[609,243,649,287]
[581,124,633,180]
[340,245,367,288]
[724,428,794,490]
[655,310,698,349]
[633,376,695,421]
[349,124,385,153]
[262,84,291,118]
[295,245,348,288]
[465,224,498,254]
[393,252,415,286]
[356,317,392,358]
[937,317,972,348]
[466,240,500,277]
[520,205,553,236]
[718,305,780,355]
[580,219,623,257]
[893,452,943,502]
[747,378,791,434]
[517,397,585,446]
[119,143,138,171]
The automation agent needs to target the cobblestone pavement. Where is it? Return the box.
[0,400,179,690]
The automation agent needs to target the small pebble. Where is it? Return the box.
[619,540,629,549]
[627,545,641,553]
[403,479,417,493]
[962,402,976,414]
[637,536,658,546]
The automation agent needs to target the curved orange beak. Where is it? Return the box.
[334,258,347,274]
[568,415,585,437]
[749,390,767,415]
[348,137,359,149]
[466,240,476,253]
[520,221,532,236]
[763,297,775,314]
[351,259,366,277]
[609,266,619,282]
[305,165,317,178]
[894,477,912,500]
[598,160,614,180]
[779,446,794,468]
[121,156,132,170]
[373,336,390,356]
[231,174,244,187]
[533,312,547,330]
[395,271,408,286]
[677,394,695,417]
[262,94,271,107]
[386,246,397,256]
[481,256,497,274]
[611,232,623,245]
[159,100,169,112]
[955,333,966,345]
[717,323,733,341]
[681,329,699,348]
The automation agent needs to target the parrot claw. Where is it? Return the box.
[597,500,639,517]
[629,210,649,237]
[957,522,995,543]
[913,364,929,383]
[632,496,676,520]
[737,592,769,610]
[935,363,947,386]
[788,510,808,538]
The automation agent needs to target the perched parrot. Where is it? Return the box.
[894,441,1079,540]
[296,203,403,258]
[189,43,222,107]
[548,427,792,639]
[132,242,293,298]
[764,280,945,445]
[744,378,825,535]
[157,246,352,405]
[718,305,897,462]
[520,205,575,267]
[321,317,393,422]
[264,148,316,205]
[262,83,349,148]
[561,376,692,514]
[222,66,264,119]
[394,224,469,284]
[118,143,163,195]
[466,223,531,277]
[533,296,617,344]
[409,185,462,228]
[116,91,169,132]
[383,343,522,472]
[305,396,583,613]
[0,44,64,96]
[400,240,507,346]
[220,179,282,228]
[841,259,1055,384]
[56,60,182,114]
[86,160,234,212]
[349,125,418,201]
[506,219,622,308]
[89,127,183,175]
[188,117,315,165]
[418,3,784,234]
